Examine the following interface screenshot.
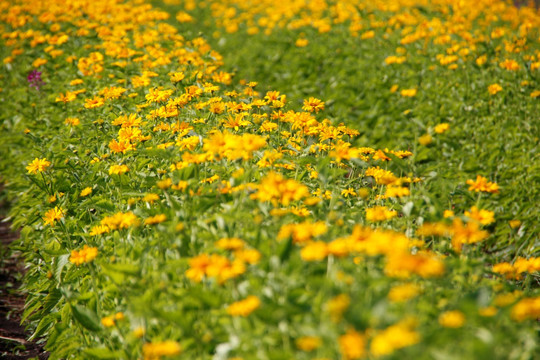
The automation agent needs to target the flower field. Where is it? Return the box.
[0,0,539,359]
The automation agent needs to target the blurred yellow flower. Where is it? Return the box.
[370,320,420,356]
[418,134,432,145]
[142,340,181,360]
[438,310,465,328]
[227,296,260,317]
[339,328,366,360]
[295,38,309,47]
[295,336,321,352]
[509,220,521,228]
[400,88,417,97]
[434,123,449,134]
[466,175,499,193]
[510,297,540,322]
[464,206,495,225]
[488,84,502,95]
[366,206,397,222]
[69,245,98,265]
[388,283,421,303]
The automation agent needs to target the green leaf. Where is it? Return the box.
[53,254,70,282]
[102,262,140,275]
[101,263,139,284]
[83,347,126,359]
[71,304,101,332]
[279,237,294,263]
[91,198,117,212]
[29,313,57,340]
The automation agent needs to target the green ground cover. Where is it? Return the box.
[0,0,538,359]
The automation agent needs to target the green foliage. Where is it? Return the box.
[0,0,538,359]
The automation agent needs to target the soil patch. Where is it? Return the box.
[0,218,48,360]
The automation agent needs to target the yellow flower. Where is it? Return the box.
[464,206,495,225]
[109,164,129,175]
[295,38,309,47]
[69,245,98,265]
[144,214,167,225]
[370,320,420,357]
[418,134,432,146]
[509,220,521,229]
[434,123,449,134]
[186,253,245,284]
[84,96,105,109]
[157,178,172,189]
[302,97,324,113]
[438,310,465,328]
[80,187,92,197]
[300,241,328,261]
[55,92,77,103]
[339,328,366,360]
[101,316,115,327]
[383,185,410,198]
[366,206,397,222]
[513,257,540,274]
[361,30,375,39]
[143,193,159,203]
[215,237,245,250]
[227,296,260,317]
[26,158,51,174]
[250,172,309,206]
[400,88,417,97]
[385,56,406,65]
[450,218,489,252]
[365,166,398,185]
[70,79,83,86]
[169,71,185,82]
[499,59,519,71]
[89,225,110,236]
[385,252,445,278]
[32,58,47,67]
[476,55,487,66]
[488,84,503,95]
[185,254,211,282]
[234,249,261,264]
[142,340,181,360]
[133,326,145,338]
[388,283,421,303]
[494,292,520,307]
[43,207,64,226]
[326,294,350,323]
[176,11,194,23]
[357,188,370,199]
[295,336,321,352]
[100,211,139,230]
[65,117,80,126]
[341,188,357,197]
[478,306,497,317]
[466,175,499,193]
[510,297,540,322]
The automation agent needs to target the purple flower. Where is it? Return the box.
[27,70,44,90]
